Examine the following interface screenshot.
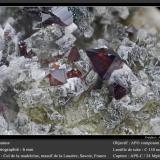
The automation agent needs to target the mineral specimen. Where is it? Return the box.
[0,6,159,135]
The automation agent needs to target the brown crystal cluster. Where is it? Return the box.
[43,45,128,100]
[44,46,83,86]
[17,7,130,100]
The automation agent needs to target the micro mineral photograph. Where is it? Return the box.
[0,6,159,135]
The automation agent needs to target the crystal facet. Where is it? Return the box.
[68,46,80,63]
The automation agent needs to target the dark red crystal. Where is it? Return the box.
[86,48,116,79]
[18,41,35,58]
[67,69,82,78]
[68,46,80,63]
[109,82,128,100]
[18,41,28,57]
